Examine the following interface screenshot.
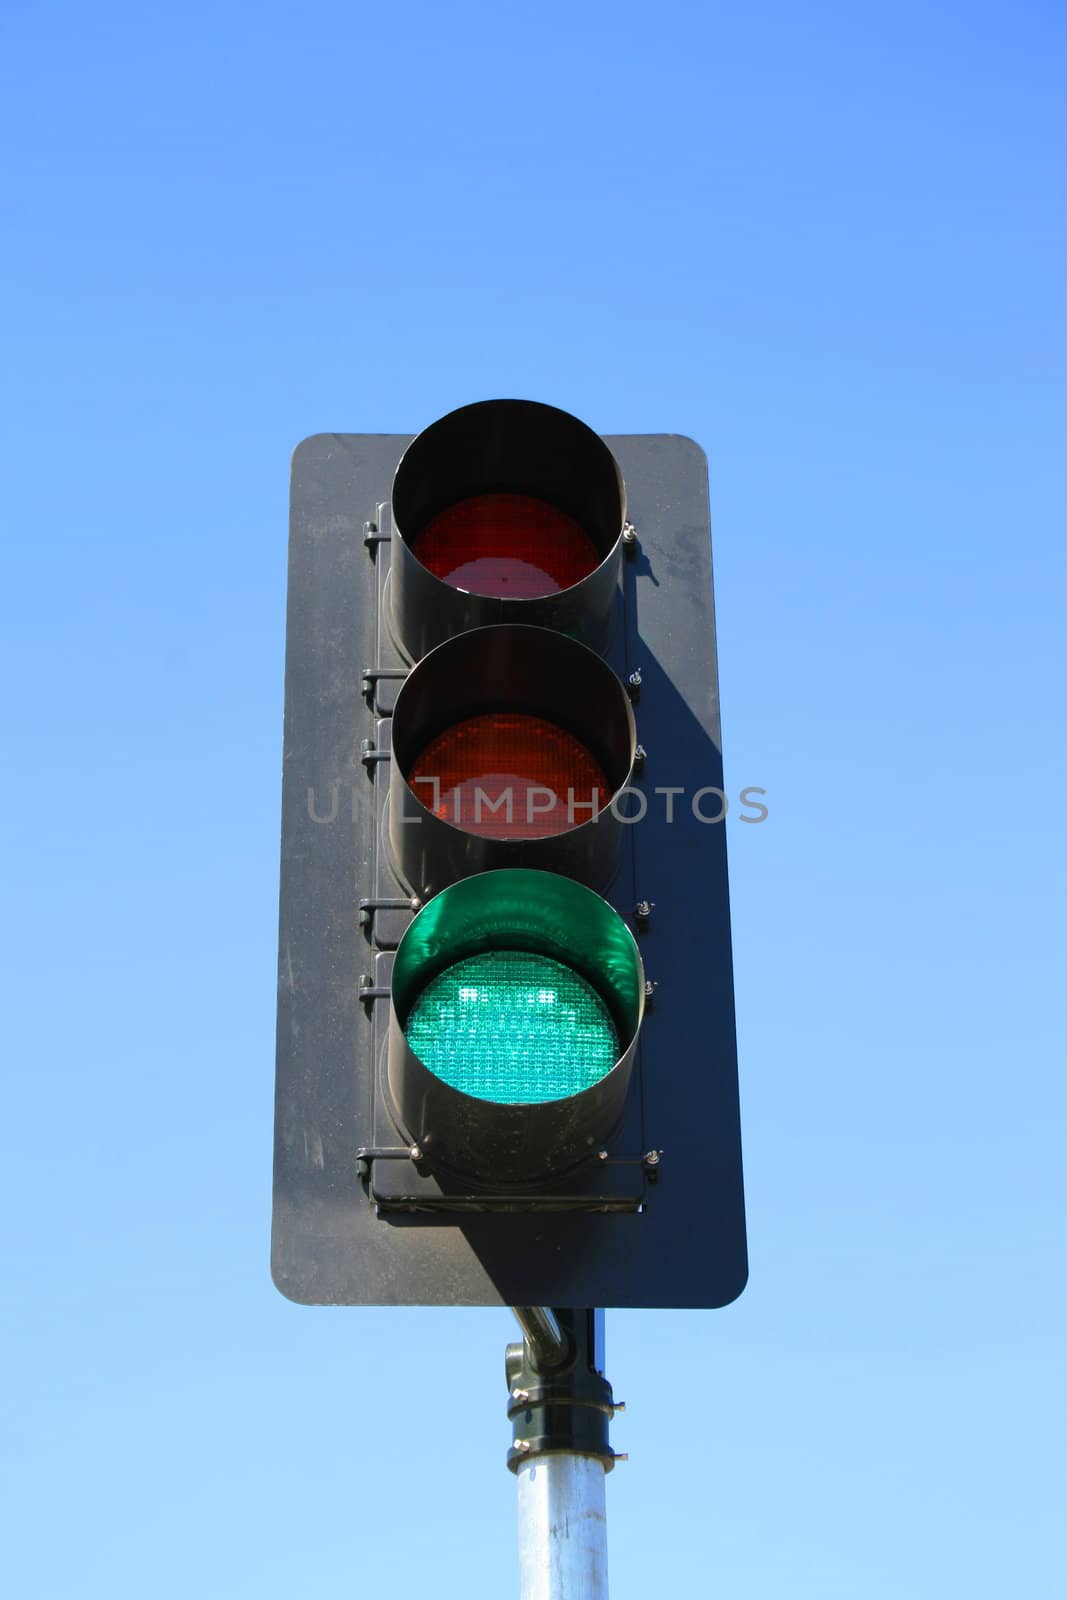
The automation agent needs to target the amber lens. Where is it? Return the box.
[408,712,608,840]
[411,493,601,598]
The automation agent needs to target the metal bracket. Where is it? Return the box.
[359,739,391,770]
[359,895,420,932]
[355,1146,426,1184]
[358,976,391,1006]
[364,502,393,553]
[362,667,409,705]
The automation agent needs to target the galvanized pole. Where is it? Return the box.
[507,1309,619,1599]
[516,1452,609,1599]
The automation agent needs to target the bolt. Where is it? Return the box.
[633,743,647,773]
[634,900,653,925]
[597,1148,610,1161]
[514,1440,531,1453]
[613,1401,627,1414]
[409,1144,423,1162]
[643,979,657,1010]
[643,1149,661,1169]
[621,522,637,546]
[613,1452,630,1463]
[512,1389,530,1404]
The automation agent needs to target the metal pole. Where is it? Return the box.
[512,1306,570,1371]
[506,1309,618,1599]
[516,1453,608,1600]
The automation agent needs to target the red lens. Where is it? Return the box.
[409,713,608,839]
[412,493,601,598]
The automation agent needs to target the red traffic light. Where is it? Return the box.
[408,711,608,842]
[412,492,602,599]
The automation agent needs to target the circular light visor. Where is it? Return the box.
[411,492,601,599]
[404,949,619,1104]
[391,869,644,1128]
[408,711,608,840]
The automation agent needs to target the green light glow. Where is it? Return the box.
[404,950,618,1104]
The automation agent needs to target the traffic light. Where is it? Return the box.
[273,400,746,1308]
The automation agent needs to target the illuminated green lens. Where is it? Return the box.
[405,950,618,1104]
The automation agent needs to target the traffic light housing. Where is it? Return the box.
[273,401,746,1307]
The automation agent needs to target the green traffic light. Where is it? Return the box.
[388,868,645,1176]
[404,949,619,1105]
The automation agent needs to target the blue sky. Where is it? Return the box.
[2,3,1064,1595]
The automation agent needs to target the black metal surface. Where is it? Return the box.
[272,427,747,1307]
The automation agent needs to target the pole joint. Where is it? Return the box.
[511,1306,571,1371]
[505,1308,618,1474]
